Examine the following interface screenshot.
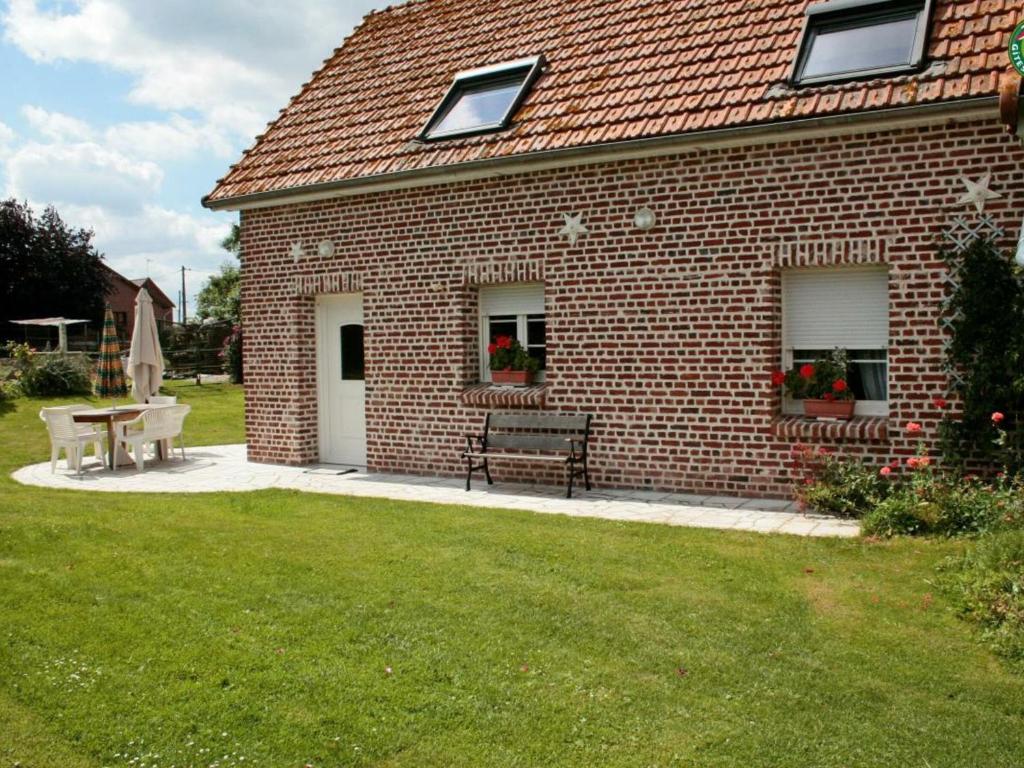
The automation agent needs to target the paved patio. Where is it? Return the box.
[12,444,859,538]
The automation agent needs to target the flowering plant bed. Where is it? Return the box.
[488,335,539,386]
[773,349,855,420]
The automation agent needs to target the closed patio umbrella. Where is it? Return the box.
[95,306,128,402]
[128,288,165,403]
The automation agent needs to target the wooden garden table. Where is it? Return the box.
[72,406,158,470]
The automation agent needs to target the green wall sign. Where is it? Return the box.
[1012,21,1024,77]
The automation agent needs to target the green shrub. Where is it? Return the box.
[862,494,937,537]
[19,353,93,397]
[861,477,1023,538]
[220,324,243,384]
[791,444,890,518]
[942,529,1024,664]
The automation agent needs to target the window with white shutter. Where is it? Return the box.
[479,283,546,382]
[782,266,890,416]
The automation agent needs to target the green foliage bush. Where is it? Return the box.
[220,325,243,385]
[791,444,889,518]
[861,477,1022,538]
[942,529,1024,664]
[940,237,1024,473]
[19,353,93,397]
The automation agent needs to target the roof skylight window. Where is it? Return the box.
[421,56,545,141]
[792,0,933,85]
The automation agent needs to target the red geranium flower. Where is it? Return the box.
[771,370,786,386]
[496,336,513,350]
[905,421,922,435]
[932,397,947,409]
[992,411,1006,425]
[879,466,892,476]
[799,364,815,379]
[832,379,848,393]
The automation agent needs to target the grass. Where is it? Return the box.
[0,383,1022,767]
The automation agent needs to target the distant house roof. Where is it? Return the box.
[102,264,175,310]
[205,0,1016,209]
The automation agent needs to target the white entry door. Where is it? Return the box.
[316,294,367,466]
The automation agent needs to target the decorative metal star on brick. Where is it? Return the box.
[289,242,305,262]
[957,173,1002,214]
[558,212,588,245]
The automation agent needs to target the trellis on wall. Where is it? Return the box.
[940,214,1005,393]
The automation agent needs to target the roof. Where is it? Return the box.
[205,0,1017,207]
[132,278,176,310]
[101,264,176,309]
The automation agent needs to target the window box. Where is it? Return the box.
[803,398,856,421]
[491,369,534,386]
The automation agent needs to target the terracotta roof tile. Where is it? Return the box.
[206,0,1014,204]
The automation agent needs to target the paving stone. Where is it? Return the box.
[11,444,861,539]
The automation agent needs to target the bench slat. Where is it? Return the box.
[488,412,590,431]
[486,434,575,452]
[464,452,568,463]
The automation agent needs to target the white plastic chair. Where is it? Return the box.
[39,406,106,474]
[147,395,177,404]
[117,404,191,472]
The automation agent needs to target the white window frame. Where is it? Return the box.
[478,283,546,384]
[781,266,890,418]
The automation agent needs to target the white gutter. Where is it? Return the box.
[204,97,999,212]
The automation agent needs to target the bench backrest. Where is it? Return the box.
[484,412,591,452]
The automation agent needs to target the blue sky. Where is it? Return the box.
[0,0,387,315]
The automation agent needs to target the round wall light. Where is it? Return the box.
[317,240,336,258]
[634,207,656,231]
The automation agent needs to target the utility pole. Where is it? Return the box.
[180,265,191,324]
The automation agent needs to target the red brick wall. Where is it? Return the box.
[238,117,1024,498]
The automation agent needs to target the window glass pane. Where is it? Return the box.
[340,324,364,381]
[429,77,524,137]
[526,315,545,346]
[488,316,518,345]
[526,315,546,371]
[801,12,918,80]
[793,349,887,401]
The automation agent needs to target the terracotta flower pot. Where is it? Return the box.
[803,398,856,421]
[491,369,534,386]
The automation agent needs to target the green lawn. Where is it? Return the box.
[1,383,1022,767]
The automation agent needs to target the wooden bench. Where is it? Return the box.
[462,412,593,498]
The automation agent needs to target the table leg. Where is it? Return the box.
[106,421,117,470]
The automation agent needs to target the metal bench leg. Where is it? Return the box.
[483,458,493,485]
[566,464,575,499]
[465,456,473,491]
[583,455,591,491]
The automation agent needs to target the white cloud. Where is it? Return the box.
[6,140,163,211]
[3,0,385,141]
[0,121,15,159]
[0,0,395,315]
[22,105,95,142]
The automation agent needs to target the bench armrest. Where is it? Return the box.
[464,434,487,452]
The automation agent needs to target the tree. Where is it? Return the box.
[196,223,241,324]
[195,261,240,324]
[0,199,110,334]
[220,223,240,256]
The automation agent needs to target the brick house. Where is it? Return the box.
[204,0,1024,498]
[103,264,175,339]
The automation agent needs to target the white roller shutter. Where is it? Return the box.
[479,283,545,315]
[782,266,889,350]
